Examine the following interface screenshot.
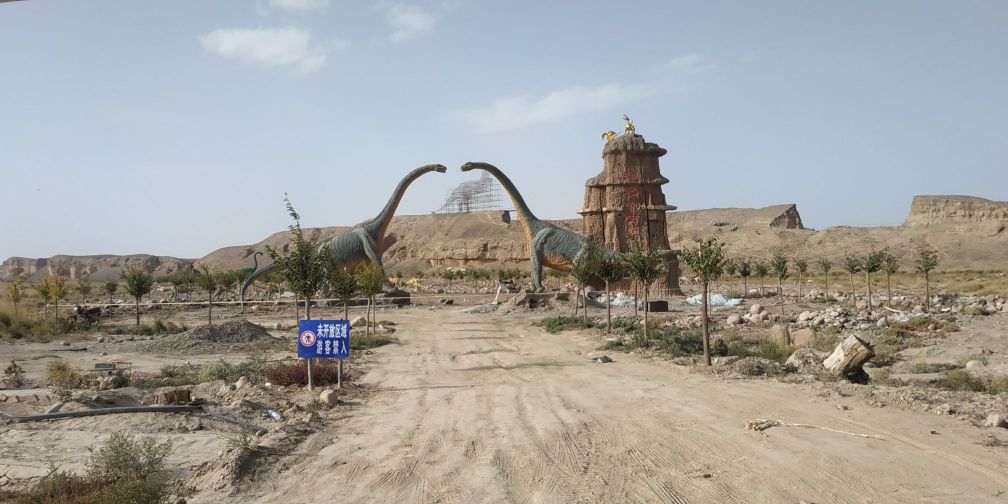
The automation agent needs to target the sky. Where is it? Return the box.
[1,0,1006,261]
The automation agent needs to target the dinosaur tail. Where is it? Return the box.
[460,162,538,225]
[240,262,276,307]
[369,164,447,235]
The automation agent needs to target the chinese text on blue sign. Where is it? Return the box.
[298,320,350,359]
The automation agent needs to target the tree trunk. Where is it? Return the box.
[778,279,784,316]
[886,273,892,307]
[742,277,747,298]
[572,287,580,317]
[759,277,764,296]
[633,282,639,318]
[797,272,802,299]
[208,291,213,326]
[605,280,612,334]
[849,273,856,306]
[865,271,873,313]
[824,273,829,302]
[134,298,140,326]
[924,272,930,313]
[702,281,711,366]
[343,301,349,321]
[643,287,649,342]
[305,295,312,320]
[824,334,875,376]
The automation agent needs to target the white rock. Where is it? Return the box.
[319,389,338,406]
[726,314,743,325]
[350,316,367,327]
[965,360,986,372]
[749,304,763,316]
[798,311,813,322]
[235,376,249,389]
[876,318,888,328]
[984,414,1007,429]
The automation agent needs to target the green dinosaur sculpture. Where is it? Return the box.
[461,162,625,292]
[240,164,446,309]
[238,251,263,280]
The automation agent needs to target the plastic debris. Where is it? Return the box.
[685,293,742,307]
[266,409,282,421]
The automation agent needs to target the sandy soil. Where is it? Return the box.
[191,309,1008,504]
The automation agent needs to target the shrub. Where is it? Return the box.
[265,360,348,387]
[753,340,792,364]
[3,360,26,387]
[46,359,81,388]
[942,369,985,392]
[351,333,398,350]
[810,328,841,352]
[988,376,1008,395]
[197,351,268,384]
[536,316,596,334]
[0,432,173,504]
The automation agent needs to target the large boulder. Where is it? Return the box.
[785,348,828,374]
[767,325,790,346]
[791,328,814,347]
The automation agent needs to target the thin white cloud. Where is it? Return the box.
[269,0,330,11]
[386,3,436,42]
[200,27,345,73]
[452,54,714,133]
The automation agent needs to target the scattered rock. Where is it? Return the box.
[965,360,986,373]
[59,340,69,346]
[319,389,338,406]
[350,316,368,327]
[726,314,743,326]
[876,318,888,328]
[984,414,1007,429]
[785,348,828,374]
[798,311,813,322]
[96,336,105,343]
[749,304,764,316]
[592,355,613,363]
[235,376,249,389]
[791,328,814,347]
[439,298,454,306]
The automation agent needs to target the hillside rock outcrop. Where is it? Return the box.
[903,195,1007,234]
[0,254,193,282]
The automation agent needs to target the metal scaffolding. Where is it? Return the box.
[433,171,506,213]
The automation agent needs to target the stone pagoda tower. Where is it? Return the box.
[579,133,682,295]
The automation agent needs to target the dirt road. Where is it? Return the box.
[208,310,1008,504]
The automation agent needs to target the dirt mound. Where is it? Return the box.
[146,320,274,354]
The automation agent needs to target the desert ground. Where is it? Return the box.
[2,284,1008,503]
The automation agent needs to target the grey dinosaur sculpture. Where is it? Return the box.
[240,163,447,310]
[461,161,624,292]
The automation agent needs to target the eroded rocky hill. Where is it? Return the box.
[3,195,1005,281]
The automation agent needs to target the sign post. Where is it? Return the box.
[298,319,351,390]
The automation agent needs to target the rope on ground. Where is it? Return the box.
[745,418,884,440]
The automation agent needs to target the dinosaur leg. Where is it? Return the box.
[359,233,395,290]
[530,229,553,293]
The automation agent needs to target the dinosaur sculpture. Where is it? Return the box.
[238,251,263,280]
[601,130,618,142]
[461,162,624,292]
[240,164,447,309]
[622,114,636,135]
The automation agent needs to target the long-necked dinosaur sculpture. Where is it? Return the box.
[461,161,626,292]
[240,163,447,309]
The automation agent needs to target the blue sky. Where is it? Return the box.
[1,0,1006,261]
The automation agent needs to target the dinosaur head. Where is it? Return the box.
[461,162,495,172]
[425,164,448,173]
